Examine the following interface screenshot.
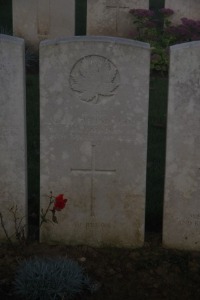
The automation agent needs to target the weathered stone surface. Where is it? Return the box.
[163,41,200,250]
[0,35,27,241]
[87,0,149,37]
[13,0,75,50]
[165,0,200,24]
[40,36,150,247]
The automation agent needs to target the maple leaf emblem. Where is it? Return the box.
[69,55,120,104]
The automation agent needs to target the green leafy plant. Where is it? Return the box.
[14,257,98,300]
[129,8,200,74]
[129,8,174,73]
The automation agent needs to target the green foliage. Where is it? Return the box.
[129,8,200,74]
[129,8,174,74]
[14,257,98,300]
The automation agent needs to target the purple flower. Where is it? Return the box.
[159,8,174,17]
[129,9,154,18]
[165,23,196,43]
[181,18,196,27]
[191,35,200,41]
[181,18,200,33]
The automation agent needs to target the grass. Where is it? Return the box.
[0,0,167,237]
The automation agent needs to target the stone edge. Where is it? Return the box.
[0,34,24,45]
[40,35,150,49]
[170,40,200,51]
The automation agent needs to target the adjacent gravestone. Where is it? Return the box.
[12,0,75,50]
[0,35,27,241]
[165,0,200,24]
[87,0,149,37]
[40,36,150,247]
[163,41,200,250]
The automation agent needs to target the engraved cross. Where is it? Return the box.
[106,0,129,32]
[71,144,116,217]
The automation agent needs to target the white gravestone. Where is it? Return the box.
[40,36,150,247]
[165,0,200,24]
[87,0,149,37]
[0,35,27,241]
[163,41,200,250]
[12,0,75,50]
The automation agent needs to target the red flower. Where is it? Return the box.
[53,194,67,211]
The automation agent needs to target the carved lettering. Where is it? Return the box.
[68,113,135,142]
[179,214,200,227]
[45,112,136,142]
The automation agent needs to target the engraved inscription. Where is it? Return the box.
[69,55,120,104]
[69,113,136,142]
[45,112,136,142]
[179,214,200,227]
[71,144,116,217]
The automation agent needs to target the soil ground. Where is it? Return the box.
[1,233,200,300]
